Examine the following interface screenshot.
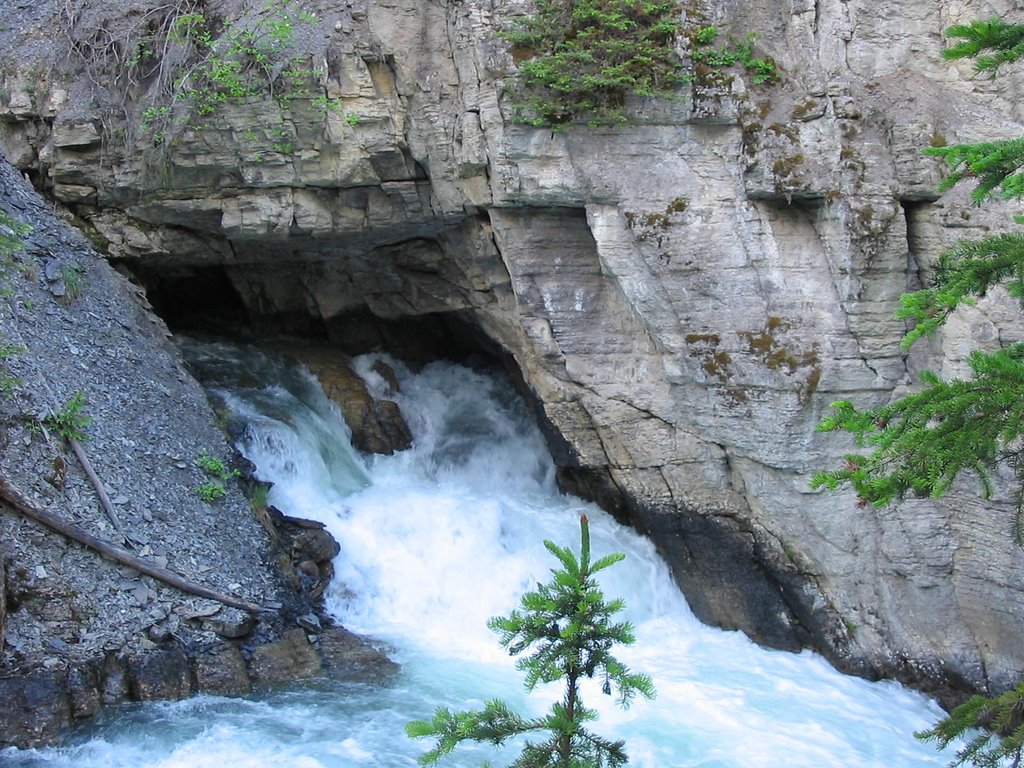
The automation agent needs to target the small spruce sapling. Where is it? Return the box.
[406,514,654,767]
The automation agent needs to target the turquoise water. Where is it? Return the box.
[1,343,955,767]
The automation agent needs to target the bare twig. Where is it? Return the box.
[68,436,130,544]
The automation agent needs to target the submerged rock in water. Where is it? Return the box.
[292,349,412,455]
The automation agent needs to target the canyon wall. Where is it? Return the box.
[2,0,1023,699]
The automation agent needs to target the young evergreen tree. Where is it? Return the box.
[406,515,655,767]
[811,17,1024,768]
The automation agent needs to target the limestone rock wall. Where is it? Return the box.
[2,0,1023,698]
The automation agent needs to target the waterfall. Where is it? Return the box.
[1,341,956,767]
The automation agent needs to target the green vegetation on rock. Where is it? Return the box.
[46,391,91,442]
[71,0,324,150]
[0,208,28,268]
[689,25,778,86]
[406,515,654,767]
[501,0,685,127]
[195,450,240,503]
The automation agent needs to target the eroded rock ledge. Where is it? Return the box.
[0,626,397,748]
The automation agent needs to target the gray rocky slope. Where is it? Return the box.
[0,160,395,747]
[0,0,1022,711]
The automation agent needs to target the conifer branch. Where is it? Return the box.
[814,15,1024,767]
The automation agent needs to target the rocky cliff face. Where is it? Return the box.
[1,0,1023,701]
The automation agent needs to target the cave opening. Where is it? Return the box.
[116,248,559,478]
[118,258,513,372]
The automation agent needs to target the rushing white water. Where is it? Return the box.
[2,341,957,768]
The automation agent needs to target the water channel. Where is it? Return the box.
[3,340,955,767]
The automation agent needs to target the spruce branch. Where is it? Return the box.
[814,16,1024,765]
[915,682,1024,768]
[941,18,1024,74]
[812,345,1024,515]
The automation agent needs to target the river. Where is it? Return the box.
[2,340,955,767]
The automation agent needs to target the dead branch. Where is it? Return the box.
[4,296,130,547]
[0,476,271,615]
[68,436,130,545]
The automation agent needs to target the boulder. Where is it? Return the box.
[293,528,341,564]
[128,646,193,701]
[294,351,412,455]
[194,642,252,697]
[99,653,130,705]
[0,670,71,748]
[318,626,399,683]
[67,664,101,719]
[248,627,322,686]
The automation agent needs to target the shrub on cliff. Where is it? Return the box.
[406,515,654,767]
[501,0,685,127]
[812,17,1024,768]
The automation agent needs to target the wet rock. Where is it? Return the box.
[371,360,401,395]
[99,653,130,705]
[368,399,413,455]
[280,515,325,529]
[296,353,412,455]
[67,664,101,719]
[248,628,322,686]
[128,646,193,701]
[293,528,340,564]
[275,519,341,604]
[317,559,335,586]
[0,670,71,748]
[318,627,399,683]
[194,642,251,697]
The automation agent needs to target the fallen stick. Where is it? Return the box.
[4,297,132,547]
[0,476,271,615]
[68,436,131,546]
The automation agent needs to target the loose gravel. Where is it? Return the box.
[0,158,286,676]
